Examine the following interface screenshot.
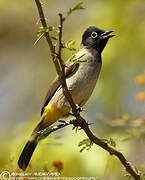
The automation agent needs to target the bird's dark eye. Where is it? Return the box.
[91,32,98,38]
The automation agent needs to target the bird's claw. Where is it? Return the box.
[69,104,85,116]
[69,119,79,132]
[69,119,89,133]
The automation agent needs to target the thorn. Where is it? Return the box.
[75,126,79,133]
[36,17,48,25]
[36,18,41,25]
[64,64,69,68]
[87,122,94,126]
[72,126,75,130]
[54,43,58,47]
[45,18,49,22]
[41,2,45,6]
[33,33,44,46]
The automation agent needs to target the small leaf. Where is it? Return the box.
[110,138,116,147]
[141,172,145,179]
[51,36,58,40]
[67,40,75,47]
[78,138,93,152]
[69,54,87,63]
[37,26,55,37]
[37,126,54,141]
[69,54,76,61]
[101,138,116,147]
[134,166,139,173]
[80,146,86,152]
[124,173,132,179]
[64,40,76,51]
[77,54,85,60]
[67,2,85,16]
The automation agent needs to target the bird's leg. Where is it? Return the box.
[69,118,89,133]
[69,104,84,133]
[69,104,85,116]
[69,119,80,132]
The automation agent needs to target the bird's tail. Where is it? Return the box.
[18,105,70,171]
[18,120,44,171]
[18,139,37,171]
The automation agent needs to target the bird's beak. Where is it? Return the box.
[99,30,115,39]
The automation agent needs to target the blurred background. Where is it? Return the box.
[0,0,145,179]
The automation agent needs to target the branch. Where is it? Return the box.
[58,13,65,69]
[83,122,140,179]
[34,0,78,115]
[57,13,78,113]
[37,120,70,141]
[34,1,140,179]
[34,0,63,80]
[34,0,55,55]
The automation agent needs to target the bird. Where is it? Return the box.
[18,26,115,171]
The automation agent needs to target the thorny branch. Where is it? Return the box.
[34,0,141,179]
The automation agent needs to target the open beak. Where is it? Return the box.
[99,30,115,39]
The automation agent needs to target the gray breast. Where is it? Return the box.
[50,49,102,107]
[66,52,102,106]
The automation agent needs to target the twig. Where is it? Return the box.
[37,121,70,141]
[34,0,141,179]
[34,0,62,78]
[58,13,65,69]
[34,0,55,55]
[82,121,140,179]
[57,13,79,115]
[38,118,140,180]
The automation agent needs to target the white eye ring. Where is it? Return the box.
[91,32,98,38]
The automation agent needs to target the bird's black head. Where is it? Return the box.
[82,26,115,54]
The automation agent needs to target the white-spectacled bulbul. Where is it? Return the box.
[18,26,115,170]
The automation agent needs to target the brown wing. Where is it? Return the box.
[41,62,79,116]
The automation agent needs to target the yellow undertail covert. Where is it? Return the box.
[43,105,71,126]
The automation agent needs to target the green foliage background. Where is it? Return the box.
[0,0,145,179]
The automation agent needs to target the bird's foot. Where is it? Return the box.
[69,118,90,133]
[69,119,80,133]
[69,104,85,116]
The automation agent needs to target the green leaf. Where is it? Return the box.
[50,36,58,40]
[64,40,76,51]
[101,138,116,147]
[80,146,86,152]
[141,172,145,179]
[124,173,132,179]
[69,54,87,63]
[37,26,55,37]
[67,2,85,16]
[78,138,93,152]
[37,126,54,141]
